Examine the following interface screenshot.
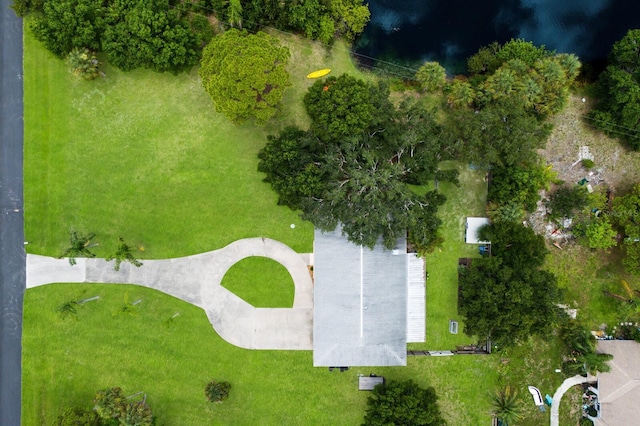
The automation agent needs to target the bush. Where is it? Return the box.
[205,380,231,403]
[363,380,445,426]
[67,47,102,80]
[582,159,595,170]
[546,185,589,220]
[53,407,101,426]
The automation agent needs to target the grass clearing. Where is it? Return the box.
[23,28,366,260]
[415,162,488,350]
[221,256,294,307]
[23,284,498,425]
[540,93,640,330]
[545,242,636,329]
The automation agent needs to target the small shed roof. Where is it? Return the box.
[465,217,490,244]
[595,340,640,426]
[313,227,408,367]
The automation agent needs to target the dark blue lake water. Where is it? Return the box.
[355,0,640,74]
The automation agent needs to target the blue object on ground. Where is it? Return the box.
[545,394,553,406]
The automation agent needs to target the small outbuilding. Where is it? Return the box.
[465,217,490,244]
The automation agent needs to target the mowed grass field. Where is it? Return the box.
[23,284,499,425]
[23,28,362,260]
[221,256,295,308]
[22,25,579,425]
[418,162,489,350]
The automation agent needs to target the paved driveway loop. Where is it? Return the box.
[27,238,313,350]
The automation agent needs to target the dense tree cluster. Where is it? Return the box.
[15,0,370,72]
[20,0,206,73]
[363,380,446,426]
[461,39,581,116]
[446,99,552,168]
[487,162,555,213]
[199,29,291,124]
[458,222,563,346]
[208,0,370,44]
[546,185,589,221]
[590,29,640,150]
[259,74,451,250]
[419,40,575,223]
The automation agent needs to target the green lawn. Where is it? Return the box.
[23,284,499,425]
[221,256,295,307]
[546,242,637,330]
[22,24,581,425]
[416,162,488,350]
[23,28,367,260]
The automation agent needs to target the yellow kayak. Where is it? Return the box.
[306,68,331,79]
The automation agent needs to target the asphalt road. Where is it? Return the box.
[0,1,25,424]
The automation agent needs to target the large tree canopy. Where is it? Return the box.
[465,39,580,117]
[259,75,450,250]
[102,0,200,73]
[363,380,446,426]
[446,99,552,167]
[458,222,563,346]
[27,0,203,73]
[209,0,369,44]
[199,29,291,124]
[29,0,104,57]
[590,29,640,150]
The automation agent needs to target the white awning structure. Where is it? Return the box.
[407,253,425,343]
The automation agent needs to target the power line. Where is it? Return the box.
[580,114,640,137]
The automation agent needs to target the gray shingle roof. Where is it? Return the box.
[595,340,640,426]
[313,227,408,366]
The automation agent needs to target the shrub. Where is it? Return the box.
[67,47,102,80]
[205,380,231,403]
[53,407,101,426]
[581,159,595,170]
[546,185,589,220]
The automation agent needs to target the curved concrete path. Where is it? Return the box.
[27,238,313,350]
[550,375,592,426]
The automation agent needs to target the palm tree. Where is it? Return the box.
[581,352,613,375]
[487,202,525,224]
[416,61,447,92]
[205,380,231,403]
[67,47,101,80]
[490,386,524,426]
[555,53,582,81]
[446,79,475,108]
[484,67,518,100]
[59,232,98,266]
[227,0,243,28]
[106,237,143,271]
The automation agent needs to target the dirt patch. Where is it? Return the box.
[539,94,640,193]
[529,94,640,240]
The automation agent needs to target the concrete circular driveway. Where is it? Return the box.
[27,238,314,350]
